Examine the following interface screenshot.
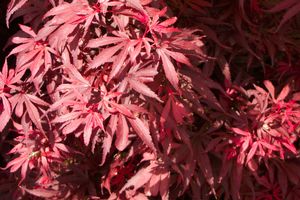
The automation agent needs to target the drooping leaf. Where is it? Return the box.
[115,114,129,151]
[157,49,179,90]
[120,163,154,193]
[128,78,161,101]
[128,117,155,151]
[21,187,59,198]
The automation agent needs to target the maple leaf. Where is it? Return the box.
[160,92,190,128]
[120,65,162,102]
[120,161,155,194]
[21,187,59,198]
[115,114,129,151]
[9,24,58,84]
[143,153,171,200]
[3,0,300,199]
[156,48,179,90]
[128,117,156,151]
[6,0,29,26]
[0,60,20,131]
[9,90,49,135]
[51,102,104,145]
[145,7,179,37]
[3,128,67,184]
[44,0,120,37]
[87,34,141,81]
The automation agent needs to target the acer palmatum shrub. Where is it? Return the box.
[0,0,300,199]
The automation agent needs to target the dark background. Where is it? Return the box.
[0,0,16,67]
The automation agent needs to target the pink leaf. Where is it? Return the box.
[83,115,93,146]
[4,155,26,171]
[146,172,160,196]
[282,142,297,154]
[64,64,90,86]
[89,42,124,69]
[87,37,127,48]
[26,94,49,106]
[277,84,290,102]
[157,49,179,90]
[0,96,11,132]
[164,49,193,67]
[62,118,83,135]
[128,117,155,151]
[128,78,162,102]
[232,127,250,136]
[109,102,134,118]
[159,171,170,200]
[101,132,112,166]
[6,0,29,27]
[292,92,300,101]
[246,142,258,163]
[8,42,34,56]
[24,96,44,132]
[115,115,129,151]
[107,114,118,136]
[108,42,131,81]
[120,163,154,193]
[160,97,171,126]
[21,187,59,198]
[19,24,37,37]
[130,41,142,62]
[159,17,177,27]
[125,0,147,14]
[135,67,158,78]
[55,143,70,153]
[43,3,72,18]
[171,99,189,124]
[52,112,81,123]
[264,80,275,100]
[260,141,278,151]
[20,159,29,183]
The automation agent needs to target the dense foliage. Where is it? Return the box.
[0,0,300,199]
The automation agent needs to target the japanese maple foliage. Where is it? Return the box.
[0,0,300,199]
